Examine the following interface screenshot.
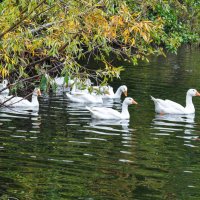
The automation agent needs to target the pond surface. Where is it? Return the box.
[0,47,200,200]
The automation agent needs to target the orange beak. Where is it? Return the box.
[124,91,127,96]
[37,89,42,96]
[132,99,138,105]
[195,91,200,96]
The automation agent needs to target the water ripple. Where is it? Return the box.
[1,48,200,200]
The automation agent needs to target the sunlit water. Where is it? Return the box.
[1,47,200,200]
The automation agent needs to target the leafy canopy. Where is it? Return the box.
[0,0,198,90]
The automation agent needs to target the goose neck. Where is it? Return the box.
[31,94,39,106]
[185,94,194,109]
[114,87,122,98]
[121,102,129,117]
[71,84,77,92]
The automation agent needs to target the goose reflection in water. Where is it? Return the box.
[0,107,39,117]
[0,107,41,133]
[152,114,198,141]
[153,113,195,124]
[89,118,135,162]
[89,119,130,132]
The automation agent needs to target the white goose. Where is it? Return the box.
[66,93,103,103]
[68,77,92,89]
[54,76,71,92]
[101,85,127,99]
[71,85,127,99]
[86,97,137,119]
[54,76,65,87]
[151,89,200,114]
[67,85,127,103]
[0,79,9,96]
[0,88,41,108]
[57,77,92,94]
[70,83,89,95]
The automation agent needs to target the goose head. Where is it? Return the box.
[124,97,138,105]
[85,78,92,86]
[33,88,42,96]
[2,79,8,86]
[120,85,128,96]
[187,89,200,97]
[0,79,8,88]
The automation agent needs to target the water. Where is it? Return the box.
[0,47,200,200]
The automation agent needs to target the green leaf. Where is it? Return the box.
[40,75,47,91]
[64,73,69,86]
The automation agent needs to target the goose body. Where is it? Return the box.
[70,85,127,100]
[0,80,9,96]
[0,88,41,108]
[67,85,127,103]
[57,77,92,93]
[102,85,127,99]
[87,85,127,99]
[86,97,137,119]
[54,76,71,92]
[54,77,65,87]
[151,89,200,114]
[68,77,92,88]
[92,85,114,95]
[66,93,103,103]
[70,83,90,95]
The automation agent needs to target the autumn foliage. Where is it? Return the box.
[0,0,198,90]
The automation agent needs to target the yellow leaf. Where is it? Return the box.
[131,38,135,46]
[129,26,140,33]
[142,34,149,42]
[123,29,130,44]
[4,54,9,62]
[144,23,151,32]
[123,29,130,36]
[0,68,9,78]
[118,17,124,26]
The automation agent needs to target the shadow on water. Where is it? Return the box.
[0,47,200,199]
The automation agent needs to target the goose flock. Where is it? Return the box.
[0,78,200,119]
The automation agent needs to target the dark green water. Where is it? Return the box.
[0,47,200,200]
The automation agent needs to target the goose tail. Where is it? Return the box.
[150,95,156,101]
[86,106,91,112]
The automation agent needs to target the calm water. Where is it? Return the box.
[1,47,200,200]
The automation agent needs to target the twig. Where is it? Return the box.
[30,20,64,34]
